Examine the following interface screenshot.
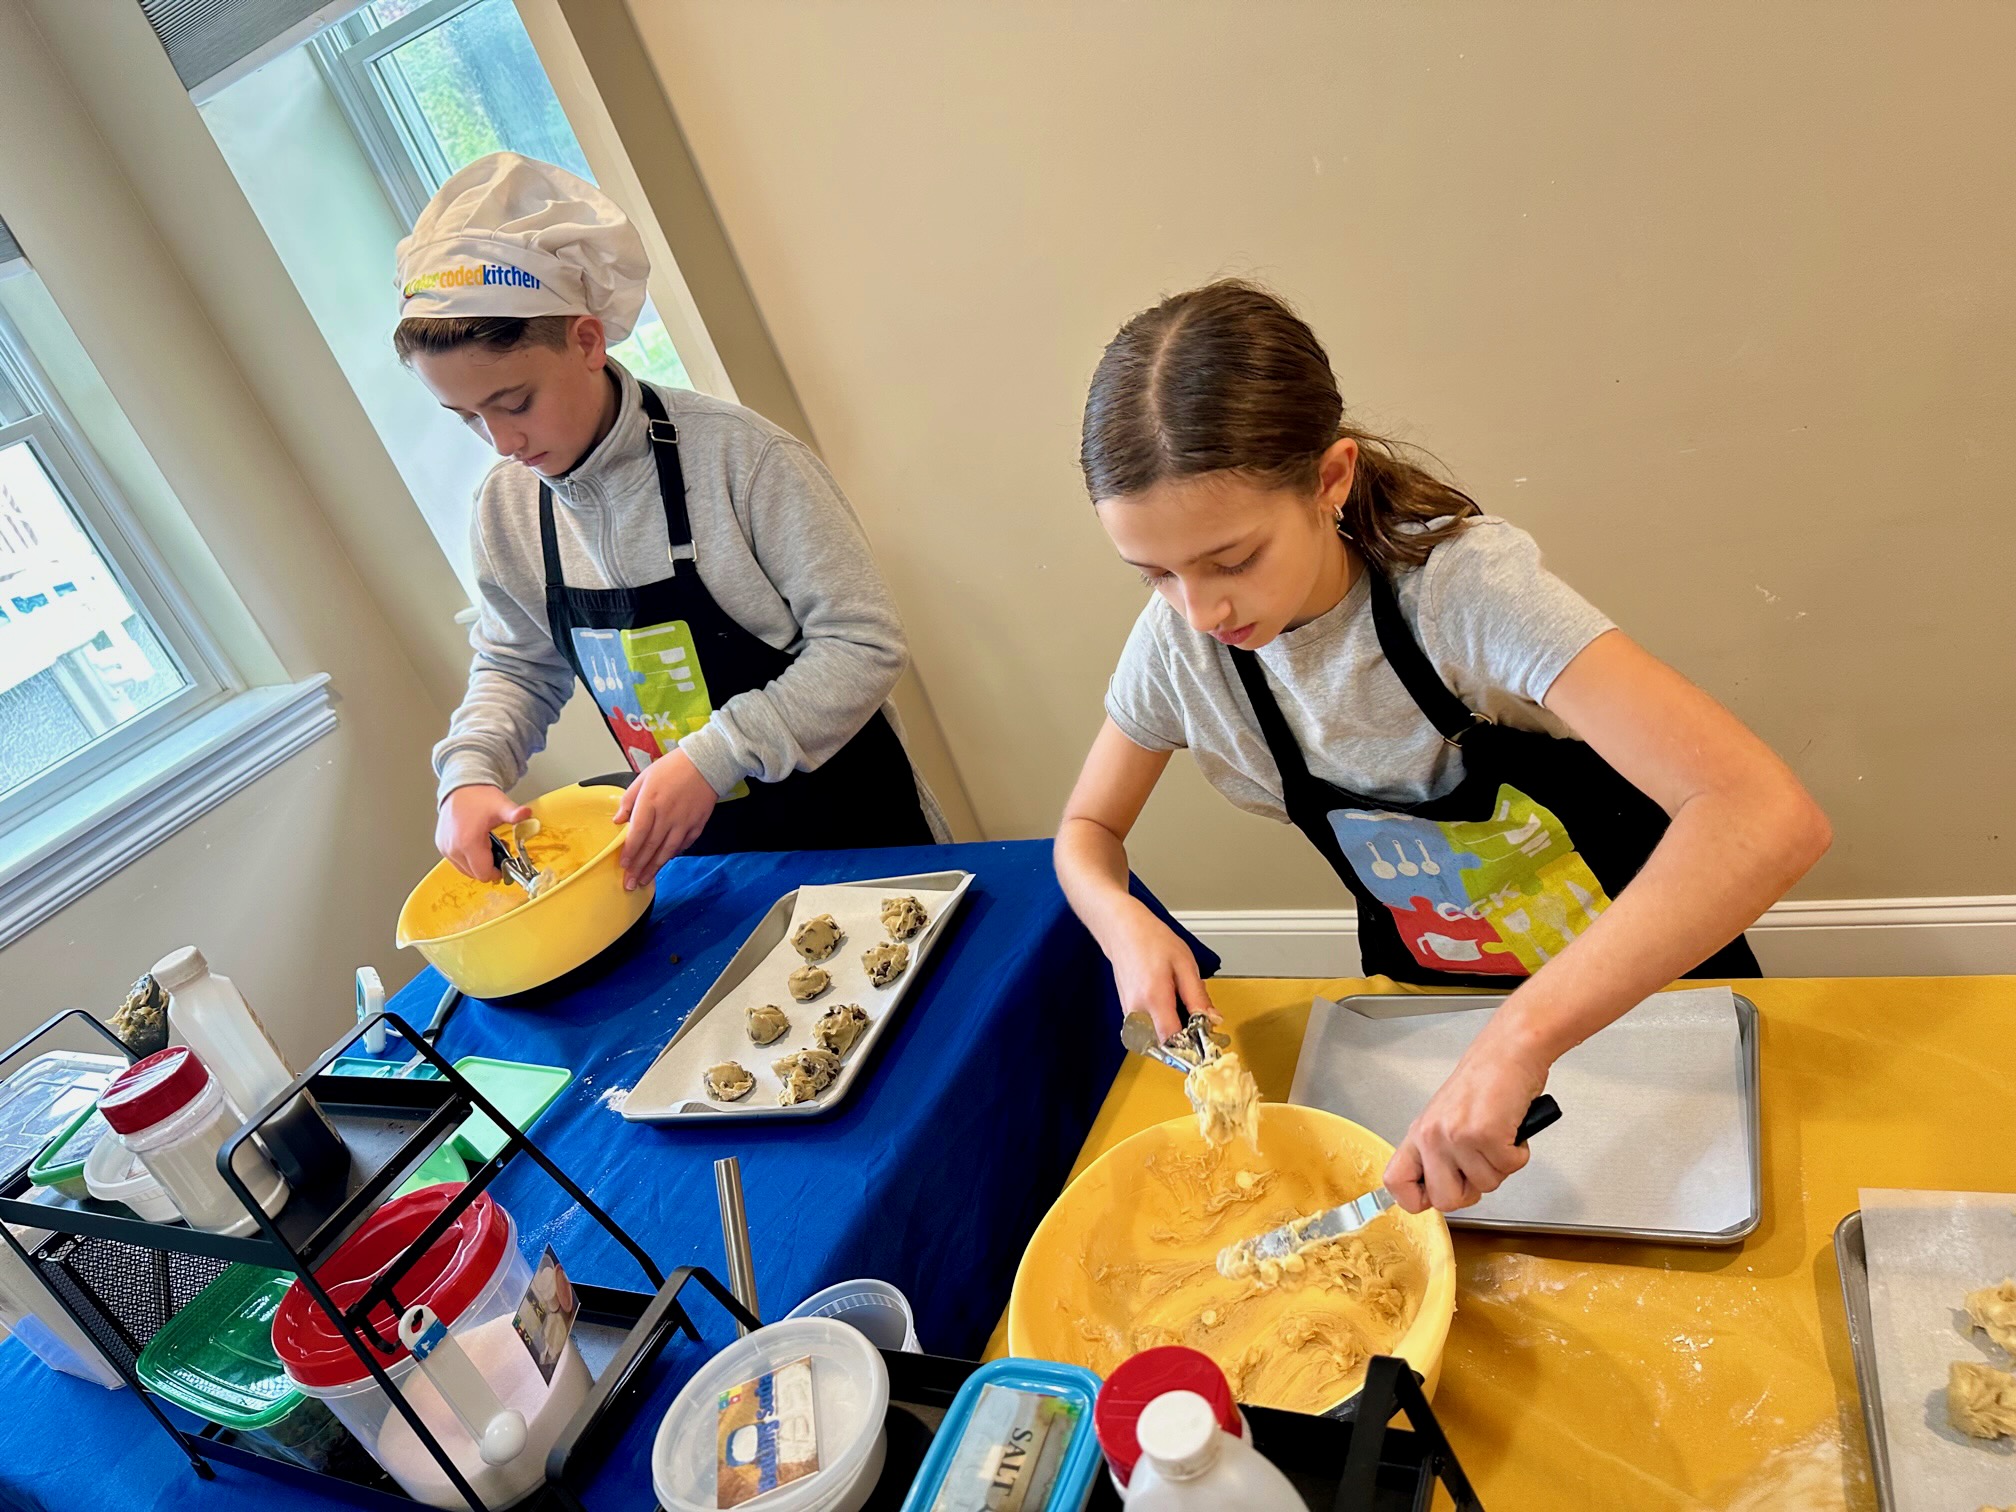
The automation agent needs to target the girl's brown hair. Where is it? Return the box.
[392,314,574,364]
[1079,280,1477,570]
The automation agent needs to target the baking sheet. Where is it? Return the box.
[1857,1188,2016,1511]
[1836,1212,1899,1511]
[1288,987,1759,1243]
[622,871,973,1122]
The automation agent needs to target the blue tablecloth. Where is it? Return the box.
[0,839,1212,1511]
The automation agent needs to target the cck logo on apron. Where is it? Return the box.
[1329,784,1612,976]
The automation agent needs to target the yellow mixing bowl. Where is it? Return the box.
[1007,1102,1455,1414]
[395,780,650,999]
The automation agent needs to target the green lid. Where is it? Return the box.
[26,1100,112,1191]
[450,1056,571,1165]
[136,1265,305,1430]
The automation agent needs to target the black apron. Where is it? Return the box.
[1230,565,1760,986]
[539,384,933,855]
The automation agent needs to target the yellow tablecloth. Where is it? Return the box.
[992,975,2016,1510]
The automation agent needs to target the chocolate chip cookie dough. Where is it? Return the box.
[880,896,928,941]
[791,913,844,963]
[703,1062,756,1102]
[788,965,832,1002]
[862,941,909,988]
[746,1005,791,1046]
[813,1003,871,1057]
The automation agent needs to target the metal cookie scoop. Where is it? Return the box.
[488,830,545,897]
[1218,1094,1563,1278]
[1121,1010,1225,1073]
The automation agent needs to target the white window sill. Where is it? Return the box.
[0,677,337,948]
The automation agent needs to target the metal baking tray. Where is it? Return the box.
[622,870,974,1123]
[1835,1211,1897,1511]
[1288,990,1762,1245]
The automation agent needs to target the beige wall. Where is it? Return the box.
[0,0,449,1064]
[624,0,2016,909]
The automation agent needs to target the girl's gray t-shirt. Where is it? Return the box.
[1103,517,1615,822]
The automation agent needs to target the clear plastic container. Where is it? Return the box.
[97,1048,288,1237]
[786,1277,921,1353]
[0,1223,123,1389]
[82,1132,184,1223]
[898,1357,1103,1512]
[653,1317,889,1512]
[273,1187,586,1511]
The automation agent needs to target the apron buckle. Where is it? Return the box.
[1444,713,1495,750]
[668,542,697,569]
[647,418,680,446]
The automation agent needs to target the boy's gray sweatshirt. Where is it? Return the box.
[433,363,944,837]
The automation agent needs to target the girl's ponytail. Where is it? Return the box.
[1081,280,1478,571]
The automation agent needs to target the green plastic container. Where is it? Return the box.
[135,1265,351,1470]
[26,1101,112,1200]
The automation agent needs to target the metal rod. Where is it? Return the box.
[714,1156,759,1335]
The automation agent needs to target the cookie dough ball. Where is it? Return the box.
[703,1062,755,1103]
[880,896,928,941]
[791,913,844,963]
[862,941,910,988]
[746,1004,791,1047]
[1966,1278,2016,1355]
[1949,1360,2016,1439]
[813,1003,871,1058]
[788,965,832,1002]
[773,1048,843,1106]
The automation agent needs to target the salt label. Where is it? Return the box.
[930,1385,1080,1512]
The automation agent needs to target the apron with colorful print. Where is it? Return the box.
[539,384,932,855]
[1229,566,1760,985]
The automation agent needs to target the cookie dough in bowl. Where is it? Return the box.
[1006,1102,1453,1414]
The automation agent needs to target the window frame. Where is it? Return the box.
[0,290,240,833]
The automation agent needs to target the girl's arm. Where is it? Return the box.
[1056,719,1218,1038]
[1387,630,1831,1212]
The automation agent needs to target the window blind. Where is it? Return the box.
[134,0,366,99]
[0,217,20,266]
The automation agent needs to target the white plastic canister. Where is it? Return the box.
[96,1047,287,1237]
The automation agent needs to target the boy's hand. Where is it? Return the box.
[1105,901,1218,1042]
[437,785,532,880]
[615,750,718,890]
[1383,1042,1549,1213]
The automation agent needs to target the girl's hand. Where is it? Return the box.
[614,750,719,890]
[437,784,532,880]
[1106,902,1217,1041]
[1384,1040,1549,1213]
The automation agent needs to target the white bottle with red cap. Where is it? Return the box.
[1095,1345,1301,1510]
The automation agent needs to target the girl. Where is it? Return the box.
[396,154,944,888]
[1055,281,1828,1214]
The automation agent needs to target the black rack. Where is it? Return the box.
[0,1007,691,1511]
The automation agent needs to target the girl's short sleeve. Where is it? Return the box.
[1104,601,1189,753]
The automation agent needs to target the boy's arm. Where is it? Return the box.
[432,530,577,803]
[674,437,908,795]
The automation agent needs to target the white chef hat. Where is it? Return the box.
[394,152,649,340]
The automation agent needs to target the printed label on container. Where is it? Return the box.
[930,1384,1081,1512]
[718,1355,820,1508]
[510,1246,579,1385]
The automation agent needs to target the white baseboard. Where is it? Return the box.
[1175,896,2016,979]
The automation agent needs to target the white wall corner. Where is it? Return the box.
[1177,897,2016,979]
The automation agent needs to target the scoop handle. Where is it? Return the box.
[1515,1095,1562,1146]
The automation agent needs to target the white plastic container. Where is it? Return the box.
[273,1187,587,1511]
[97,1048,288,1237]
[1120,1391,1302,1511]
[153,947,294,1119]
[0,1223,123,1389]
[786,1278,920,1353]
[653,1317,889,1512]
[82,1132,183,1223]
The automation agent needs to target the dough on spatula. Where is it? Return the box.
[791,913,844,963]
[813,1003,871,1058]
[703,1062,755,1103]
[1948,1360,2016,1439]
[880,896,928,941]
[1965,1278,2016,1355]
[773,1048,842,1106]
[788,965,831,1002]
[746,1005,791,1046]
[862,941,909,988]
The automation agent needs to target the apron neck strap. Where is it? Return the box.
[1228,647,1325,806]
[536,379,698,588]
[1364,565,1492,748]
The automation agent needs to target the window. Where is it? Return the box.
[0,255,334,946]
[0,290,217,820]
[315,0,692,390]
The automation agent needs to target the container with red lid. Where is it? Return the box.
[1093,1346,1242,1490]
[98,1046,288,1236]
[273,1185,587,1510]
